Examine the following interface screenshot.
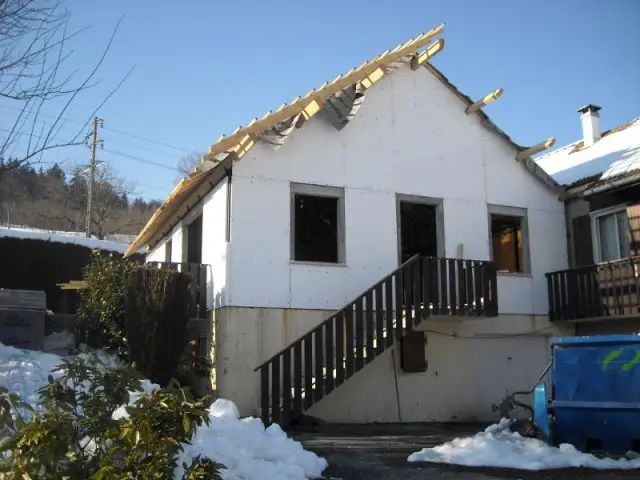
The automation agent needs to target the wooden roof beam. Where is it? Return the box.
[465,88,504,115]
[516,137,556,162]
[410,38,445,70]
[202,23,445,162]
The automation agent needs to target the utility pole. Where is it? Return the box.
[86,116,103,237]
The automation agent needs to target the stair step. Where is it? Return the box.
[275,317,411,404]
[269,299,485,409]
[258,255,498,426]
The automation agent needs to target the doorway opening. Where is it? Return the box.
[398,200,439,264]
[186,213,203,264]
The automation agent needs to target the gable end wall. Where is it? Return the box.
[224,65,567,316]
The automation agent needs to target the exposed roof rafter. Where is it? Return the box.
[516,137,556,162]
[410,38,445,70]
[465,88,504,115]
[201,23,446,164]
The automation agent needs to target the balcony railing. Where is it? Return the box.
[546,257,640,321]
[148,262,209,319]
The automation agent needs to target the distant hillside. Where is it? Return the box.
[0,160,161,239]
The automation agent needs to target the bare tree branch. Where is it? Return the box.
[175,151,204,181]
[0,0,130,177]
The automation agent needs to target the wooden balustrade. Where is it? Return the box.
[255,255,498,427]
[547,257,640,321]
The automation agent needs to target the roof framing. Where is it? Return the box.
[124,24,561,257]
[201,24,446,167]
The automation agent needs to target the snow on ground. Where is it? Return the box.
[0,225,140,254]
[0,342,327,479]
[174,399,326,480]
[408,419,640,471]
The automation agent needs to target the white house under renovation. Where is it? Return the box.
[125,24,574,426]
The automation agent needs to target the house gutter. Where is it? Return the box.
[583,171,640,197]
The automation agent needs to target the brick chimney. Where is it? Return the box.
[577,104,602,147]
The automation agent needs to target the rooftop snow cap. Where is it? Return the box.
[577,104,602,147]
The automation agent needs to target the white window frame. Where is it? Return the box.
[290,182,346,265]
[590,204,629,263]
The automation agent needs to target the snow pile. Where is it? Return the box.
[408,419,640,471]
[0,225,138,254]
[175,399,327,480]
[0,343,65,407]
[0,342,327,479]
[43,329,76,353]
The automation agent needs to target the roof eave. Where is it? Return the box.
[583,171,640,197]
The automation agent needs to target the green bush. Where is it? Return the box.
[77,251,136,355]
[0,354,223,479]
[78,254,199,388]
[124,266,193,386]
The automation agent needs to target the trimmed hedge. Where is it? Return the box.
[125,267,193,386]
[77,252,195,387]
[0,237,144,311]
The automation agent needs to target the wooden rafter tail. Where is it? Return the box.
[410,38,445,70]
[204,23,446,159]
[516,137,556,161]
[465,88,504,115]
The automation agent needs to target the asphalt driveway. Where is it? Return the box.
[291,423,640,480]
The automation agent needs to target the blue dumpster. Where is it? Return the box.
[550,334,640,453]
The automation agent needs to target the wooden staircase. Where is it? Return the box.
[254,255,498,427]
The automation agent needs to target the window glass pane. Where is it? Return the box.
[491,214,523,273]
[293,193,339,263]
[598,214,618,261]
[617,210,630,258]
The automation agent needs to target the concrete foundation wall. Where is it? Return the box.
[213,306,575,423]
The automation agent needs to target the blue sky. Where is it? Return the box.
[3,0,639,200]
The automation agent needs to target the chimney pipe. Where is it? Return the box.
[577,104,601,147]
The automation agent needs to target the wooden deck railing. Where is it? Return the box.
[255,255,498,427]
[546,257,640,321]
[148,262,209,319]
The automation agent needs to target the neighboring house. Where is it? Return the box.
[126,25,573,425]
[535,106,640,336]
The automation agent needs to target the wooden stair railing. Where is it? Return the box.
[254,255,498,427]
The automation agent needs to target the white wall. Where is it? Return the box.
[145,223,185,264]
[226,64,567,315]
[146,240,166,262]
[146,180,229,310]
[201,178,229,308]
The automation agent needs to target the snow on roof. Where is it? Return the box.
[0,225,137,254]
[534,116,640,187]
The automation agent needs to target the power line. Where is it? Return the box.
[2,122,188,161]
[101,126,195,155]
[103,148,182,173]
[134,182,172,192]
[0,104,195,154]
[0,127,184,173]
[99,135,184,159]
